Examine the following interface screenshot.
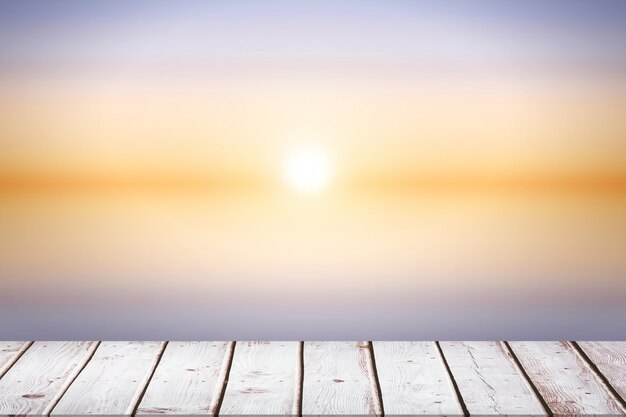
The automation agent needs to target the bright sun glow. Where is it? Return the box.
[283,145,333,194]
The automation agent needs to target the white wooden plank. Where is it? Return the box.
[578,341,626,404]
[302,341,381,416]
[51,341,166,415]
[136,341,232,415]
[374,341,463,415]
[219,341,300,415]
[0,341,98,416]
[440,341,546,416]
[509,341,625,416]
[0,342,32,380]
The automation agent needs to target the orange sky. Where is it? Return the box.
[1,73,626,193]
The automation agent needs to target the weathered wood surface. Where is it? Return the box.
[577,341,626,405]
[440,341,546,416]
[302,341,382,416]
[51,341,165,415]
[0,341,625,416]
[509,341,625,416]
[137,341,232,415]
[374,341,463,415]
[0,342,31,380]
[220,341,300,415]
[0,341,98,415]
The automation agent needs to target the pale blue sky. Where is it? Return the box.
[1,0,625,76]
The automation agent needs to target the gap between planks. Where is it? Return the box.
[501,341,554,417]
[0,341,33,380]
[569,341,626,413]
[44,341,101,415]
[209,341,237,416]
[130,341,169,416]
[435,341,469,417]
[507,341,626,416]
[366,341,385,416]
[295,341,304,416]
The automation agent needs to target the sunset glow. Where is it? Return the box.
[283,145,333,194]
[1,0,625,339]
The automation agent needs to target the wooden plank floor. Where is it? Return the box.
[0,342,624,416]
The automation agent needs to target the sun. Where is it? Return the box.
[283,145,333,194]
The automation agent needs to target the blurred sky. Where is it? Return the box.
[0,1,625,339]
[1,0,626,183]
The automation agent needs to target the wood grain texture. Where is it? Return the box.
[0,342,32,380]
[373,341,463,415]
[302,341,381,416]
[220,341,300,415]
[1,340,625,416]
[577,341,626,405]
[440,341,546,416]
[136,341,232,415]
[509,341,624,416]
[51,341,166,416]
[0,341,97,416]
